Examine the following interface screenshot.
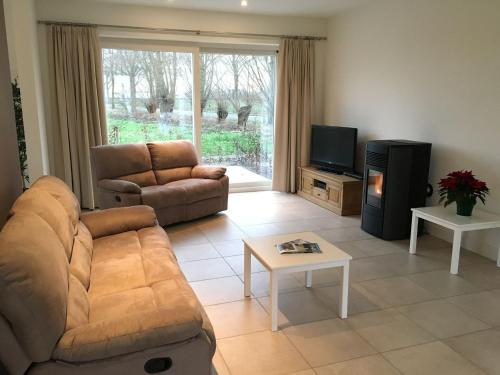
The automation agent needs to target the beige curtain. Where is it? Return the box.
[49,25,107,209]
[272,38,315,193]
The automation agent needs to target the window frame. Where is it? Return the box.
[100,38,277,190]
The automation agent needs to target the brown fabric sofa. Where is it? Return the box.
[0,176,216,375]
[91,140,229,226]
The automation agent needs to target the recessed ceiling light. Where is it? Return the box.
[241,0,248,7]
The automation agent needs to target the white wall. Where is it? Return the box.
[0,0,23,228]
[4,0,49,182]
[324,0,500,259]
[35,0,327,38]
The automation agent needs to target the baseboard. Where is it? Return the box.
[229,185,271,193]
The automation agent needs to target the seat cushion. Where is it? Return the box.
[54,278,203,362]
[52,225,204,362]
[89,230,177,298]
[142,179,224,208]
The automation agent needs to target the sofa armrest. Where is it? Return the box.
[80,205,158,239]
[53,306,203,362]
[191,165,226,180]
[97,179,141,194]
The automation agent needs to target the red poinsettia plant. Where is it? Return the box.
[439,171,489,215]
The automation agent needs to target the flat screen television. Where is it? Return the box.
[310,125,357,174]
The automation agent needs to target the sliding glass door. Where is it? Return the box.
[102,48,194,144]
[199,52,275,189]
[101,45,276,190]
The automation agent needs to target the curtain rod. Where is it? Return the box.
[37,20,327,41]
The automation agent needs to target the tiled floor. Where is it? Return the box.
[165,191,500,375]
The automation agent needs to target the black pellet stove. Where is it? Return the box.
[361,140,432,240]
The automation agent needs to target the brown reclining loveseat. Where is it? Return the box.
[91,140,229,226]
[0,176,215,375]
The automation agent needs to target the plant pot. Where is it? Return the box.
[456,199,476,216]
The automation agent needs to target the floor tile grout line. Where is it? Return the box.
[380,339,487,374]
[213,349,233,375]
[395,301,493,341]
[444,293,499,328]
[313,353,404,375]
[280,316,380,371]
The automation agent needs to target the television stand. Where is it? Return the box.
[298,166,363,216]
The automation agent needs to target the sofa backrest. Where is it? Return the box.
[30,175,81,230]
[0,176,95,370]
[0,313,31,375]
[10,188,75,259]
[147,140,199,185]
[0,211,69,363]
[91,143,157,187]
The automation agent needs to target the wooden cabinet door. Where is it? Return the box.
[302,175,313,194]
[327,184,342,207]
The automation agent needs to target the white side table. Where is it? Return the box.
[409,206,500,274]
[243,232,352,331]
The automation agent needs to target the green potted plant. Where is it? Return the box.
[12,80,29,189]
[438,170,489,216]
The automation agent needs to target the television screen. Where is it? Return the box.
[310,125,357,173]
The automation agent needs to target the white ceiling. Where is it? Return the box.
[86,0,374,18]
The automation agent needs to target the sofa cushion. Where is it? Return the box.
[76,222,93,256]
[10,188,74,259]
[70,238,92,289]
[154,166,193,185]
[52,225,203,362]
[90,230,177,298]
[53,277,203,362]
[117,170,157,187]
[138,226,173,255]
[91,143,157,187]
[0,212,69,362]
[142,179,224,208]
[147,140,198,170]
[31,176,80,229]
[66,275,90,331]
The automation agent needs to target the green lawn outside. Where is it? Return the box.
[107,118,273,158]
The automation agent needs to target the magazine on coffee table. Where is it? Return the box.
[276,239,322,254]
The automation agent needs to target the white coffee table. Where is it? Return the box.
[243,232,352,331]
[410,206,500,274]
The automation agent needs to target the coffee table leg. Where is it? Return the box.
[450,230,462,275]
[270,272,278,331]
[409,212,418,254]
[305,271,312,288]
[244,245,251,297]
[339,262,349,319]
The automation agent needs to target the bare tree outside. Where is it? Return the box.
[247,55,276,125]
[183,53,218,114]
[117,50,142,115]
[102,49,116,109]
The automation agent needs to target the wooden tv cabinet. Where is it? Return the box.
[298,166,363,216]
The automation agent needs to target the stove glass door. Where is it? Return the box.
[366,169,384,208]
